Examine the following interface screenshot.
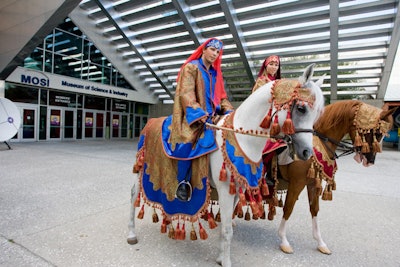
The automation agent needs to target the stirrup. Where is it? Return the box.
[175,180,192,202]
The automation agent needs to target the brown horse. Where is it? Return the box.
[261,100,396,254]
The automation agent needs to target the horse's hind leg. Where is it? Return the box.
[307,184,331,254]
[127,173,140,245]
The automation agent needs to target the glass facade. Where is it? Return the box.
[5,18,149,142]
[23,18,133,90]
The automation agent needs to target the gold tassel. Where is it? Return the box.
[282,111,295,135]
[168,224,175,239]
[260,203,266,220]
[137,204,145,219]
[239,187,246,206]
[237,203,244,218]
[161,218,167,233]
[328,190,333,201]
[267,205,276,221]
[133,155,144,173]
[258,201,264,218]
[322,186,329,201]
[208,212,218,229]
[190,223,197,240]
[209,204,215,219]
[249,199,259,217]
[261,179,269,196]
[229,175,236,195]
[361,135,370,153]
[215,208,221,222]
[252,213,259,220]
[174,222,181,240]
[134,193,141,207]
[373,135,381,153]
[181,222,186,240]
[260,107,272,129]
[270,115,281,136]
[307,162,315,179]
[315,173,322,196]
[152,208,159,223]
[354,131,362,147]
[219,162,227,181]
[244,206,251,221]
[199,222,208,240]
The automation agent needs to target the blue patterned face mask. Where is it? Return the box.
[206,39,223,50]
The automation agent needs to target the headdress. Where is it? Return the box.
[353,103,391,153]
[257,55,281,79]
[176,38,226,106]
[205,39,223,50]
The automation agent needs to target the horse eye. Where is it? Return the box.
[296,105,307,114]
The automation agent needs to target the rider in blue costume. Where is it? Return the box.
[161,38,234,201]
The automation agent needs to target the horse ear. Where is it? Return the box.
[380,107,397,120]
[315,74,326,87]
[299,63,315,84]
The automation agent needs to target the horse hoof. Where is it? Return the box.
[127,237,138,245]
[280,245,294,254]
[318,246,331,255]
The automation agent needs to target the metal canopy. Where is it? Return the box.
[71,0,400,104]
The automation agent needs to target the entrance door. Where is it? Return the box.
[95,112,104,138]
[112,114,120,138]
[85,111,94,138]
[84,111,105,139]
[49,108,75,140]
[22,109,36,140]
[13,106,37,141]
[49,109,61,139]
[64,110,74,139]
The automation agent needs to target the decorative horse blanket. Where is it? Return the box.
[262,135,337,199]
[136,116,211,221]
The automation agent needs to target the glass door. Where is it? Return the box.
[112,114,120,138]
[121,115,128,138]
[49,109,61,139]
[22,109,36,140]
[95,112,104,138]
[64,109,74,139]
[85,111,94,138]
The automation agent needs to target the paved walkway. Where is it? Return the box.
[1,140,399,267]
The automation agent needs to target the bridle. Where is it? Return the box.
[313,130,355,160]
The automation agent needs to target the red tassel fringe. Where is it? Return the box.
[270,115,280,136]
[229,175,236,195]
[282,111,295,135]
[260,107,272,129]
[219,162,227,181]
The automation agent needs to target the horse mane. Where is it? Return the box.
[314,100,362,132]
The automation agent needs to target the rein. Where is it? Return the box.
[313,131,355,159]
[205,122,311,140]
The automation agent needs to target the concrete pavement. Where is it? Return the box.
[1,140,399,267]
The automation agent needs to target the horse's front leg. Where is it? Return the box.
[127,173,140,245]
[215,180,235,267]
[307,184,331,254]
[278,168,307,254]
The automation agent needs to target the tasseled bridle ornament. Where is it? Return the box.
[259,79,316,136]
[353,103,391,154]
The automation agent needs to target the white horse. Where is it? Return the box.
[127,64,325,266]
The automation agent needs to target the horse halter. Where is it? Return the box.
[314,103,391,161]
[313,131,355,160]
